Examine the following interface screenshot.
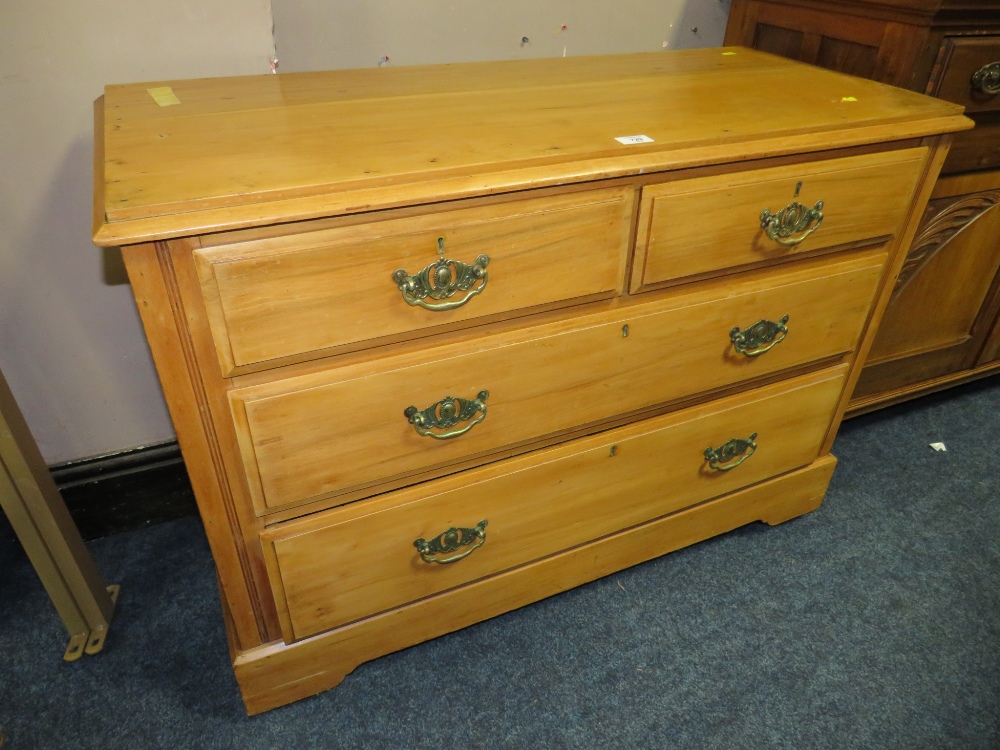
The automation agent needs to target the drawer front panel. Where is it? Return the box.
[942,115,1000,174]
[233,250,885,512]
[630,149,925,291]
[935,37,1000,114]
[196,187,633,373]
[263,366,848,641]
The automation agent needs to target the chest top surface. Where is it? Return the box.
[93,47,968,246]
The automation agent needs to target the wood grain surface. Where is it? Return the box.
[632,148,926,290]
[263,366,847,642]
[236,454,838,714]
[232,250,884,512]
[195,187,632,372]
[93,48,968,246]
[104,48,970,713]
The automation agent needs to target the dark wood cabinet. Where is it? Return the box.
[725,0,1000,414]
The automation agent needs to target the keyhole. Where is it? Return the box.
[609,445,618,457]
[437,237,446,254]
[622,324,629,338]
[794,181,803,198]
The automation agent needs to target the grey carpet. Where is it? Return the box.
[2,376,998,749]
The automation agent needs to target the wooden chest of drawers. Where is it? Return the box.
[92,49,969,714]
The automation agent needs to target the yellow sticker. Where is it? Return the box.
[841,96,858,102]
[722,51,737,56]
[147,86,181,107]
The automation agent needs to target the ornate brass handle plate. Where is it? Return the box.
[392,254,490,311]
[404,390,489,439]
[414,519,488,564]
[730,315,789,357]
[971,62,1000,96]
[704,433,758,472]
[760,200,824,246]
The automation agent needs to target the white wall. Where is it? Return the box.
[271,0,730,71]
[0,0,726,465]
[0,1,275,463]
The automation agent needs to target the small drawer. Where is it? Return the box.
[630,148,926,291]
[231,249,885,513]
[933,37,1000,114]
[261,365,848,642]
[942,115,1000,174]
[195,187,633,374]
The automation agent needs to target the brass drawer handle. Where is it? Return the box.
[404,390,489,439]
[392,254,490,311]
[415,519,488,564]
[760,200,824,246]
[704,433,757,472]
[971,62,1000,96]
[730,315,789,357]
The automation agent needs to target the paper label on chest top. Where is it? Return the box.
[615,135,654,145]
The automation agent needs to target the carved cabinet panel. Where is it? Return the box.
[854,182,1000,399]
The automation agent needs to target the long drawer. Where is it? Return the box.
[194,187,633,374]
[261,365,848,642]
[942,116,1000,173]
[630,148,925,291]
[231,249,885,513]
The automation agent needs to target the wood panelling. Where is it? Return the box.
[817,36,880,78]
[856,187,1000,395]
[755,24,806,58]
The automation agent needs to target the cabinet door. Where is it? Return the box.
[852,172,1000,400]
[723,0,937,91]
[978,316,1000,366]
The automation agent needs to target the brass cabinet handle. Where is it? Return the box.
[971,62,1000,96]
[704,433,757,472]
[760,200,824,246]
[392,254,490,311]
[730,315,789,357]
[414,519,488,564]
[404,390,489,439]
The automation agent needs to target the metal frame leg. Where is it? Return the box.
[0,369,118,660]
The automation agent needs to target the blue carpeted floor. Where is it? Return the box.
[2,376,999,749]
